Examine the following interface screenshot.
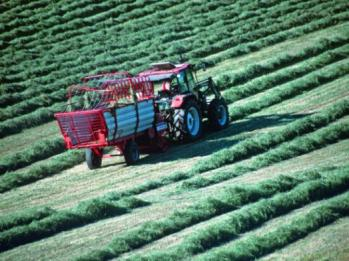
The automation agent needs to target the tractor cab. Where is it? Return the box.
[138,62,195,96]
[138,62,229,141]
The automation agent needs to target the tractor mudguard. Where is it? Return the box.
[171,94,196,108]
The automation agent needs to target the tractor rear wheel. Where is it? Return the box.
[173,100,202,141]
[85,148,102,170]
[208,98,229,130]
[124,140,140,165]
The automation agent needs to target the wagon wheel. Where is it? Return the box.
[124,140,140,165]
[85,148,103,170]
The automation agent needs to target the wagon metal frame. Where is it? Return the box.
[55,76,168,167]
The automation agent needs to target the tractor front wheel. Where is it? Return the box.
[208,98,229,130]
[124,140,140,165]
[85,148,102,170]
[173,100,202,141]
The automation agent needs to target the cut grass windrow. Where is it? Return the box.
[0,0,309,73]
[182,118,349,190]
[195,193,349,261]
[0,136,64,175]
[0,196,149,252]
[220,40,349,100]
[0,150,84,194]
[1,0,343,101]
[227,59,349,120]
[189,99,349,177]
[0,45,344,186]
[206,9,349,67]
[86,99,349,203]
[0,0,320,107]
[1,45,347,140]
[1,89,347,195]
[0,102,64,139]
[0,1,305,117]
[130,167,349,261]
[215,35,349,89]
[2,106,347,251]
[2,34,348,123]
[77,165,349,261]
[0,33,345,172]
[0,167,325,254]
[0,207,56,233]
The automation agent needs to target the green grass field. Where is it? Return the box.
[0,0,348,260]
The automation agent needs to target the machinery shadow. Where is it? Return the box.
[104,113,310,168]
[140,113,310,164]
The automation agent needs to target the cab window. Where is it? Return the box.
[176,71,189,93]
[186,70,196,91]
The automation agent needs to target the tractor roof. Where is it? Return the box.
[138,62,190,81]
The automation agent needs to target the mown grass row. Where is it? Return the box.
[0,0,54,26]
[0,0,336,80]
[0,136,64,175]
[0,0,205,59]
[78,165,349,261]
[4,0,303,67]
[0,0,178,49]
[191,98,349,175]
[0,90,66,121]
[0,0,292,89]
[1,27,346,139]
[3,30,346,123]
[0,102,64,138]
[0,0,143,38]
[227,59,349,121]
[0,164,335,254]
[0,150,84,193]
[0,196,149,252]
[207,10,349,68]
[4,4,342,104]
[0,207,56,233]
[85,100,349,202]
[1,83,346,195]
[1,0,324,70]
[221,43,349,103]
[195,191,349,261]
[0,0,52,29]
[216,35,349,89]
[190,0,342,59]
[182,118,349,190]
[0,0,246,100]
[1,108,347,250]
[3,0,255,58]
[113,99,349,199]
[0,0,334,89]
[4,0,339,90]
[134,167,349,261]
[2,1,340,110]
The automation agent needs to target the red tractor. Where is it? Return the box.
[55,63,229,169]
[140,62,229,141]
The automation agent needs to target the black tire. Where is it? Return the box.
[173,100,203,141]
[85,148,102,170]
[124,140,140,165]
[208,98,229,130]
